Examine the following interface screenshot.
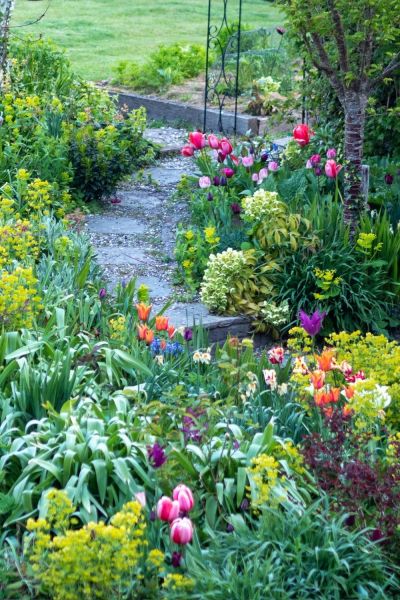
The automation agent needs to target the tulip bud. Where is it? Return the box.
[173,484,195,512]
[385,173,394,185]
[260,151,269,162]
[219,176,227,186]
[326,148,337,159]
[157,496,180,522]
[181,145,194,157]
[170,517,194,545]
[207,134,219,149]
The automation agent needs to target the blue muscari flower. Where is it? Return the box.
[272,143,278,152]
[150,338,161,354]
[164,341,184,357]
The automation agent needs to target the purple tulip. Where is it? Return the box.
[226,523,235,533]
[220,176,227,186]
[213,176,220,186]
[326,148,337,159]
[261,152,269,162]
[310,154,321,167]
[207,192,214,201]
[184,327,193,341]
[147,443,166,468]
[299,309,326,337]
[171,552,182,567]
[276,26,286,35]
[99,288,107,300]
[314,166,323,177]
[231,202,242,214]
[385,173,394,185]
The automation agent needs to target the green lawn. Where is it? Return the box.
[12,0,283,81]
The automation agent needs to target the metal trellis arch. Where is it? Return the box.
[203,0,243,134]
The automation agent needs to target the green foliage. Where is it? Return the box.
[276,238,396,333]
[5,37,153,205]
[114,43,206,93]
[186,501,400,599]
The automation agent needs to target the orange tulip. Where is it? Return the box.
[330,387,340,403]
[343,404,353,417]
[167,325,176,339]
[160,340,167,351]
[136,303,152,322]
[144,329,154,345]
[316,349,336,372]
[138,324,149,340]
[323,406,333,419]
[155,315,169,331]
[344,385,355,399]
[314,390,330,407]
[310,370,325,390]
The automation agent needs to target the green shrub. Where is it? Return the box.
[114,43,206,93]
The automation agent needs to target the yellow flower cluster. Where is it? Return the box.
[313,268,341,300]
[327,331,400,427]
[386,433,400,465]
[0,266,42,329]
[248,453,280,507]
[162,573,195,592]
[287,326,313,354]
[109,315,126,340]
[27,492,148,600]
[275,440,306,476]
[0,220,39,268]
[356,232,382,253]
[204,226,220,245]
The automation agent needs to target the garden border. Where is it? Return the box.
[109,89,263,135]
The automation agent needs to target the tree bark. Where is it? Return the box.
[342,90,368,235]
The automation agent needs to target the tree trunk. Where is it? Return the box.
[342,90,368,235]
[0,0,13,90]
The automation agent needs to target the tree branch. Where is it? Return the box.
[10,1,52,28]
[327,0,349,73]
[370,53,400,87]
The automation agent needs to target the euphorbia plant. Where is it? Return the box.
[281,0,400,232]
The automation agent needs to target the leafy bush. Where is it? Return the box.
[114,43,206,93]
[5,36,153,205]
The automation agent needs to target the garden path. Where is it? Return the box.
[86,127,250,339]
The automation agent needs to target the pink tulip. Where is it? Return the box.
[173,484,195,512]
[242,155,254,168]
[327,148,337,159]
[293,124,313,147]
[310,154,321,167]
[325,159,342,178]
[222,167,235,178]
[219,138,233,155]
[258,167,269,182]
[181,145,194,157]
[199,176,211,188]
[189,131,206,150]
[170,517,194,545]
[135,491,146,507]
[252,173,259,182]
[268,161,279,172]
[208,134,219,149]
[306,160,312,169]
[156,496,180,522]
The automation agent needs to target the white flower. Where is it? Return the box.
[277,383,288,396]
[263,369,277,390]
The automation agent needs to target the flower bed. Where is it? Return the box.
[1,35,400,600]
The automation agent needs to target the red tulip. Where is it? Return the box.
[219,137,233,155]
[293,124,313,147]
[230,154,239,166]
[207,134,219,149]
[189,131,206,150]
[173,484,194,512]
[170,517,194,545]
[181,145,194,157]
[156,496,180,522]
[325,159,342,178]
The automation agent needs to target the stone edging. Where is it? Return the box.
[110,90,265,135]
